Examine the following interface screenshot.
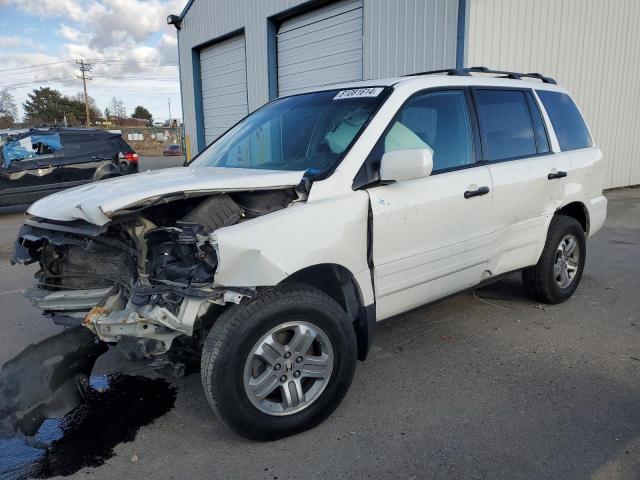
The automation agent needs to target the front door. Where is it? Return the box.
[366,89,495,320]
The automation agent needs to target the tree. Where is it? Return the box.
[132,105,152,121]
[0,88,17,128]
[109,97,127,118]
[104,107,111,118]
[23,87,67,125]
[22,87,103,126]
[71,92,101,121]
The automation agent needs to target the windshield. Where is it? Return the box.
[190,87,390,176]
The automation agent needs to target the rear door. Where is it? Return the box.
[472,88,562,274]
[0,134,62,205]
[536,90,601,199]
[366,89,494,320]
[53,132,118,185]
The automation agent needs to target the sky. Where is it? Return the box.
[0,0,186,122]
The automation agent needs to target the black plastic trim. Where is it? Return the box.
[355,303,376,361]
[404,66,557,84]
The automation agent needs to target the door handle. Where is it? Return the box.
[464,186,490,199]
[548,170,567,180]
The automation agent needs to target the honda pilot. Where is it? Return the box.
[10,67,607,440]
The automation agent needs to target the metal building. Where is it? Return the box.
[175,0,639,188]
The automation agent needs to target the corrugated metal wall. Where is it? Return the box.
[200,35,249,143]
[277,0,364,97]
[178,0,459,158]
[363,0,458,79]
[465,0,640,189]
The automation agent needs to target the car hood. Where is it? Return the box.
[27,166,306,226]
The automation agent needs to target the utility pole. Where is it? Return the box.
[76,59,92,126]
[168,97,172,127]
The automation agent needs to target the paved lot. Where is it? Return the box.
[138,155,184,171]
[0,188,638,479]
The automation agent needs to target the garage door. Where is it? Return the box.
[200,34,249,145]
[277,0,363,97]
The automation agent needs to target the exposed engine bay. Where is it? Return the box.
[12,187,301,371]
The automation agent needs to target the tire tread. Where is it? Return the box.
[200,284,355,439]
[522,214,586,304]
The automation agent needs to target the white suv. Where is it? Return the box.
[13,67,607,440]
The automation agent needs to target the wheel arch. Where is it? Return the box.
[556,201,589,234]
[281,263,375,361]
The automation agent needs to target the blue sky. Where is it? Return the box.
[0,0,185,122]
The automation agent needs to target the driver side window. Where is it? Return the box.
[384,90,474,172]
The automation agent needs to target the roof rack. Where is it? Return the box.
[404,66,557,84]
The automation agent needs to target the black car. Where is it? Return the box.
[0,128,138,207]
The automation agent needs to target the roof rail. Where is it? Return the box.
[404,66,557,84]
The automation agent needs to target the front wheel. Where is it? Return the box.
[522,215,586,304]
[200,284,357,440]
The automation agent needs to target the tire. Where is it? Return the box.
[522,215,586,304]
[200,284,357,440]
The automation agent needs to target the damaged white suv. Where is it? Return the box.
[12,67,607,440]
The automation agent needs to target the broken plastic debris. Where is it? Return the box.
[0,328,107,438]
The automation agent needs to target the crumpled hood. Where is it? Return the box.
[27,167,305,226]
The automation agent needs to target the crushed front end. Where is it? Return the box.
[12,188,300,373]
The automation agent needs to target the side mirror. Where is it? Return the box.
[380,148,433,182]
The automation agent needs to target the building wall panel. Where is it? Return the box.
[277,0,363,97]
[466,0,640,188]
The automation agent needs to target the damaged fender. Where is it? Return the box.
[212,191,375,306]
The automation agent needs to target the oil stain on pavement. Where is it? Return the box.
[0,373,177,479]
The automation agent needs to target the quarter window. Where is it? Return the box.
[537,90,592,151]
[474,89,537,161]
[384,90,474,172]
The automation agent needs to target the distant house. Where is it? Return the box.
[107,116,150,127]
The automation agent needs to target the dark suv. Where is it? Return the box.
[0,128,138,207]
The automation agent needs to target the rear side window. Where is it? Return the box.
[537,91,592,151]
[474,89,537,161]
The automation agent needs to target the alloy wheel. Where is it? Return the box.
[554,234,580,289]
[243,321,334,416]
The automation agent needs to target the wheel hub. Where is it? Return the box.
[243,321,334,416]
[554,234,580,289]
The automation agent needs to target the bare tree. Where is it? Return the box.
[109,97,127,118]
[0,88,17,128]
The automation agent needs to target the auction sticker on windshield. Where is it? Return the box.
[334,88,384,100]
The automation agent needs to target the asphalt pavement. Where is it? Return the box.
[138,155,185,171]
[0,179,638,479]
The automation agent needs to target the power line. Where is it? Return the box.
[92,76,179,81]
[0,59,177,74]
[0,75,178,89]
[90,89,180,94]
[91,60,178,66]
[0,77,77,88]
[0,60,75,74]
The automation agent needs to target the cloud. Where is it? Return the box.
[0,35,45,50]
[0,0,183,121]
[9,0,183,47]
[158,34,178,64]
[58,24,92,44]
[10,0,107,23]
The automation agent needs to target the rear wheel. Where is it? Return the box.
[200,284,357,440]
[522,215,586,304]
